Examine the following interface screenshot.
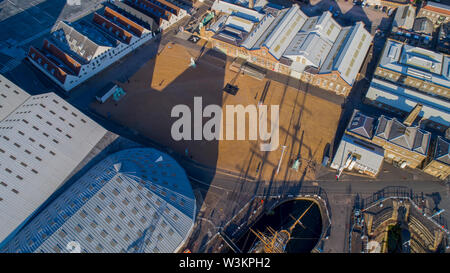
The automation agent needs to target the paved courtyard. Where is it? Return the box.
[92,42,342,183]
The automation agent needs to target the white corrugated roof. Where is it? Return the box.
[1,148,195,253]
[314,11,342,43]
[263,4,307,59]
[0,92,107,244]
[284,32,332,68]
[334,22,372,85]
[208,15,229,33]
[319,26,352,74]
[379,40,450,88]
[241,13,275,49]
[0,75,30,121]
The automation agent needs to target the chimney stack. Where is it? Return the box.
[403,103,423,126]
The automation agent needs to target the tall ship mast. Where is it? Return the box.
[249,203,314,253]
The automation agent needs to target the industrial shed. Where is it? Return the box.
[1,148,196,253]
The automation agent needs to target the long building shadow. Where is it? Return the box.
[0,0,64,44]
[338,5,372,30]
[301,0,375,31]
[95,43,227,214]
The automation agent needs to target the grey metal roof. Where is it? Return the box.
[284,32,332,69]
[375,115,390,139]
[435,136,450,165]
[0,92,107,244]
[0,75,30,121]
[402,44,443,74]
[300,16,319,32]
[394,5,416,30]
[213,25,248,46]
[319,26,351,74]
[333,22,372,85]
[283,10,364,77]
[0,148,196,253]
[375,115,430,155]
[413,17,434,35]
[211,0,264,22]
[241,13,275,49]
[251,8,287,50]
[263,4,307,60]
[208,15,229,33]
[346,109,375,139]
[225,15,256,32]
[442,55,450,79]
[313,11,342,43]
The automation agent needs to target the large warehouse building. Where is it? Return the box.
[0,148,196,253]
[204,2,373,96]
[373,39,450,100]
[28,0,189,92]
[0,74,108,245]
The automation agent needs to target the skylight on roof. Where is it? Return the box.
[388,45,399,59]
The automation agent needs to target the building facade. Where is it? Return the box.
[437,22,450,54]
[330,134,384,177]
[423,136,450,180]
[371,115,431,169]
[365,0,410,9]
[393,5,416,31]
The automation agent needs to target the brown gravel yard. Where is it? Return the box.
[91,43,342,182]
